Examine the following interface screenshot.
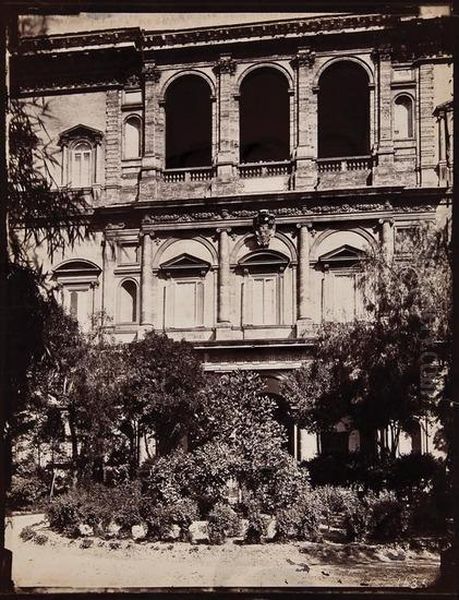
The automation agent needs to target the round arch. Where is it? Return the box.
[230,231,297,265]
[163,73,214,169]
[313,55,374,88]
[117,277,139,323]
[237,62,293,90]
[239,66,291,163]
[153,235,218,269]
[310,227,378,261]
[160,69,216,101]
[317,59,371,158]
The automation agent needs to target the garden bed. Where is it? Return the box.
[6,513,440,589]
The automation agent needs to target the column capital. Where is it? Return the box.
[142,62,161,83]
[216,226,232,234]
[291,48,315,69]
[378,217,394,226]
[296,221,316,235]
[371,44,392,63]
[214,54,237,76]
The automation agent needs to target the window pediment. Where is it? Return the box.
[318,244,365,265]
[58,124,104,147]
[54,259,101,276]
[239,249,289,271]
[160,253,211,275]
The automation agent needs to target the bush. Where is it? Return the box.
[139,450,194,505]
[343,491,409,543]
[19,526,36,542]
[249,455,310,513]
[47,489,84,536]
[275,489,322,542]
[207,503,242,545]
[313,485,359,530]
[187,443,238,514]
[244,499,270,544]
[388,454,444,498]
[305,454,350,488]
[80,538,94,549]
[8,472,49,510]
[34,534,49,545]
[141,497,199,542]
[111,482,143,534]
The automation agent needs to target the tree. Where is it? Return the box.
[282,222,451,460]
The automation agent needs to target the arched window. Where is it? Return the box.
[394,95,414,139]
[165,75,212,169]
[53,259,101,331]
[239,68,290,163]
[71,141,92,187]
[123,116,142,159]
[118,280,138,323]
[318,61,370,158]
[58,124,103,189]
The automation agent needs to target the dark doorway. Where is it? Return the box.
[165,75,212,168]
[239,67,290,163]
[318,61,370,158]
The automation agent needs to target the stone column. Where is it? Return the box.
[141,232,155,327]
[216,228,232,337]
[292,48,316,190]
[140,62,161,201]
[296,223,313,336]
[373,45,395,185]
[214,54,238,185]
[380,218,394,262]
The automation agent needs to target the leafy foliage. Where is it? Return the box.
[207,503,242,545]
[283,223,451,457]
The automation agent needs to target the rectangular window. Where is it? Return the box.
[169,280,204,328]
[252,276,278,325]
[332,274,356,322]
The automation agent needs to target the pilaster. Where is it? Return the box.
[105,89,122,203]
[214,54,239,193]
[140,62,162,201]
[373,45,396,186]
[418,62,437,186]
[292,48,317,190]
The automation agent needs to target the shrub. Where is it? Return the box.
[8,472,49,510]
[187,443,238,513]
[139,450,194,505]
[249,455,310,513]
[244,500,270,544]
[170,498,199,542]
[47,489,84,536]
[111,482,143,534]
[34,534,48,545]
[140,498,199,542]
[388,454,444,498]
[275,489,322,542]
[305,454,350,487]
[19,526,36,542]
[343,491,409,543]
[80,538,94,549]
[313,485,359,530]
[207,503,242,545]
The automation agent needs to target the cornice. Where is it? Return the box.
[16,14,435,55]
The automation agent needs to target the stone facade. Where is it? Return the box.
[13,11,453,460]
